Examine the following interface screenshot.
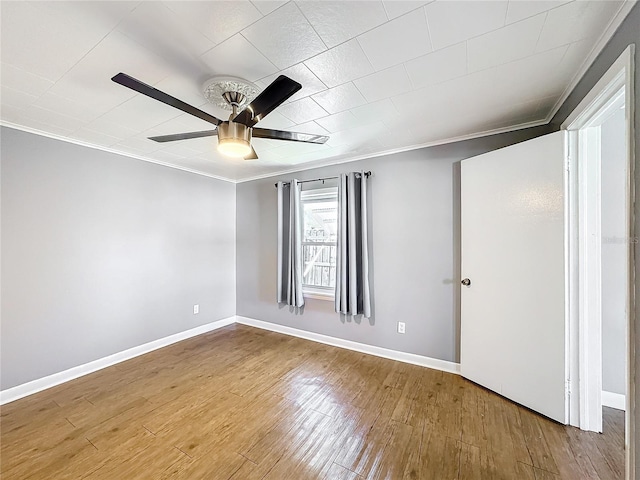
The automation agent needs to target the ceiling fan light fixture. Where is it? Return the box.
[218,138,251,158]
[217,120,252,158]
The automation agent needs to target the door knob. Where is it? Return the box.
[461,278,471,286]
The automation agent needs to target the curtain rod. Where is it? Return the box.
[274,171,371,188]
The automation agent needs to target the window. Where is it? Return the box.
[301,187,338,299]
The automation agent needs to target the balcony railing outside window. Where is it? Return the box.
[302,243,336,289]
[301,187,338,296]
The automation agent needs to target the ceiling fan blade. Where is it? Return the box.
[253,128,329,144]
[244,146,258,160]
[148,130,218,143]
[112,73,222,126]
[233,75,301,127]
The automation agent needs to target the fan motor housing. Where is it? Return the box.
[217,121,252,157]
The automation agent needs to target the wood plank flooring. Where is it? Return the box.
[1,324,624,479]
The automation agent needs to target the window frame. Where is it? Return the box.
[300,187,338,301]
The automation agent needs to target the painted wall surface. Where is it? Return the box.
[600,107,628,396]
[550,0,638,468]
[0,127,236,390]
[236,125,553,363]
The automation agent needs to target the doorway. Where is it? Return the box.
[562,45,634,479]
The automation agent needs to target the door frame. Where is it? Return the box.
[562,44,635,478]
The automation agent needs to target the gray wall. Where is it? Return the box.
[549,0,637,469]
[601,107,628,396]
[236,125,553,363]
[1,127,236,390]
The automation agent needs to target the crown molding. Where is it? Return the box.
[236,118,548,183]
[0,121,237,184]
[545,0,637,124]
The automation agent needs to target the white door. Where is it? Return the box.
[460,131,567,423]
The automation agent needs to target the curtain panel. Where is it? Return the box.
[276,180,305,307]
[335,172,371,317]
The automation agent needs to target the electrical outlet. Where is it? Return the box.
[193,304,199,315]
[398,322,405,334]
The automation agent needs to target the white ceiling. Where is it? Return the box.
[0,1,633,182]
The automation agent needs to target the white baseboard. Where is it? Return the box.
[1,315,460,405]
[235,316,461,375]
[602,390,626,411]
[0,316,236,405]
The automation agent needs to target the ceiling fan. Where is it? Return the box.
[111,73,329,160]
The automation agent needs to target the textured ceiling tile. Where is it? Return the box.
[292,121,330,136]
[253,110,295,130]
[425,0,507,51]
[1,63,54,97]
[1,86,38,110]
[505,0,571,25]
[84,116,139,140]
[0,0,627,181]
[326,122,385,147]
[353,65,412,103]
[152,75,212,111]
[0,2,113,81]
[296,1,388,48]
[99,95,183,133]
[46,30,175,111]
[269,139,330,157]
[200,34,279,82]
[351,99,399,123]
[117,2,216,64]
[315,111,359,132]
[163,1,263,46]
[277,97,328,124]
[115,136,164,154]
[404,42,467,88]
[70,128,122,147]
[251,1,288,16]
[33,91,103,123]
[17,104,87,132]
[304,39,374,88]
[357,8,432,70]
[535,1,624,53]
[1,107,76,136]
[467,13,546,73]
[241,2,327,69]
[157,142,203,158]
[312,82,367,114]
[382,1,433,20]
[257,63,328,103]
[493,45,570,104]
[541,36,600,98]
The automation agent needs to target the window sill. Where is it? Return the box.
[303,289,334,301]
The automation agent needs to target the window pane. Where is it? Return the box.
[303,198,337,243]
[302,194,337,290]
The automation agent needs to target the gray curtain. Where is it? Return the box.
[277,180,304,307]
[335,172,371,317]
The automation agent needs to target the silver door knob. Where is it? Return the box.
[461,278,471,286]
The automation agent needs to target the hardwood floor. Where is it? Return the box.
[1,324,624,479]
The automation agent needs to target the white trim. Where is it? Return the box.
[603,391,627,411]
[235,315,461,375]
[303,290,335,301]
[547,0,637,124]
[1,0,631,188]
[0,316,236,405]
[236,119,548,183]
[0,121,236,184]
[561,47,633,130]
[1,115,550,185]
[563,44,634,479]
